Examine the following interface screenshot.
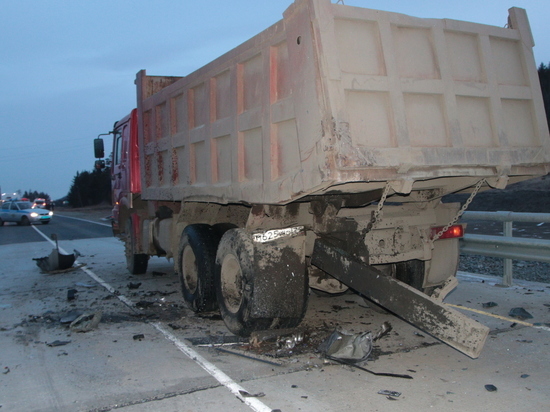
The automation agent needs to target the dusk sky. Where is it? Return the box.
[1,0,549,201]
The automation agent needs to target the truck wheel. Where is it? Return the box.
[177,224,219,313]
[125,217,148,275]
[215,229,273,336]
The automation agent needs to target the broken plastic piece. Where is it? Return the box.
[508,307,533,320]
[378,390,401,397]
[70,311,102,332]
[319,329,372,362]
[239,390,265,398]
[485,384,498,392]
[482,302,498,308]
[46,340,71,347]
[33,234,76,272]
[60,310,83,324]
[372,321,392,341]
[67,289,77,301]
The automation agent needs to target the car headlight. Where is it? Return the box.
[48,211,53,216]
[30,212,38,217]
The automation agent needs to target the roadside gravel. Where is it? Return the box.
[459,255,550,284]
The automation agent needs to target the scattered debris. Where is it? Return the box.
[3,367,10,375]
[485,384,498,392]
[33,234,76,272]
[70,311,102,332]
[318,329,373,362]
[46,340,71,347]
[378,390,401,398]
[482,302,498,308]
[127,282,142,290]
[75,282,94,288]
[136,301,155,309]
[508,307,533,320]
[152,271,166,277]
[239,390,265,398]
[326,356,413,379]
[372,321,392,341]
[60,310,83,324]
[168,323,188,330]
[67,289,77,301]
[250,328,304,347]
[517,339,533,343]
[278,332,304,350]
[133,334,145,341]
[521,374,530,378]
[215,347,283,367]
[319,322,391,362]
[189,335,246,346]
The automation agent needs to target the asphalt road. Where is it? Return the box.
[0,216,549,411]
[0,214,112,245]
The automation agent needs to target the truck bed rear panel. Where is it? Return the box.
[137,0,549,205]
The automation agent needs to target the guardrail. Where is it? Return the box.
[459,211,550,286]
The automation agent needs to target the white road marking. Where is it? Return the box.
[32,224,273,412]
[153,322,274,412]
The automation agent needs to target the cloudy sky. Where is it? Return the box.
[1,0,549,201]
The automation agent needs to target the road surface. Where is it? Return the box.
[0,214,548,411]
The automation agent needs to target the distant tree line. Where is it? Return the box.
[22,190,50,201]
[539,62,550,129]
[66,167,111,208]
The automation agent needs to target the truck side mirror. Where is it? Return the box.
[94,138,105,159]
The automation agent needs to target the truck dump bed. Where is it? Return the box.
[136,0,549,204]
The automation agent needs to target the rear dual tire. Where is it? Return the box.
[177,224,222,313]
[215,229,307,337]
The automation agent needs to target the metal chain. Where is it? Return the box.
[371,182,391,228]
[432,178,486,242]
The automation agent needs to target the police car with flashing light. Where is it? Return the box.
[0,200,53,226]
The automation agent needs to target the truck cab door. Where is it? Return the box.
[112,124,130,217]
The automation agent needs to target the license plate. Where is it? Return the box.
[253,226,304,243]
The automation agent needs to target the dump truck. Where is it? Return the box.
[94,0,550,358]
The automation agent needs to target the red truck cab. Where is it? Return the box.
[110,109,141,234]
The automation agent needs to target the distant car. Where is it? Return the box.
[33,198,47,209]
[0,200,53,226]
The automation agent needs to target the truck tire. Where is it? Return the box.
[177,224,220,313]
[125,217,148,275]
[215,229,273,336]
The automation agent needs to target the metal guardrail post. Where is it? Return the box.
[503,221,513,286]
[460,211,550,286]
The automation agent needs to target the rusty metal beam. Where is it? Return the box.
[311,239,489,358]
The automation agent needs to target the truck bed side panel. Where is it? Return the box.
[136,0,549,205]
